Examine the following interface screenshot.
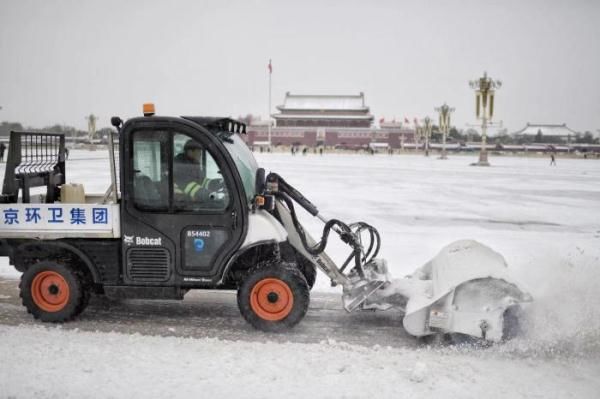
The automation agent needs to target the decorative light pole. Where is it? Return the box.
[267,59,273,150]
[413,121,420,151]
[435,103,454,160]
[469,72,501,166]
[86,114,98,142]
[423,116,433,157]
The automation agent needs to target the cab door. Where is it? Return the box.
[120,119,246,286]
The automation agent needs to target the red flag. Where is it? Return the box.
[379,117,385,124]
[268,59,272,74]
[404,118,409,124]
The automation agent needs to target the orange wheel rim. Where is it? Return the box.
[250,278,294,321]
[31,271,70,312]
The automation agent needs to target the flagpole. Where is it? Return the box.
[268,59,272,150]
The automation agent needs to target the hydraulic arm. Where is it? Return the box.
[261,172,389,311]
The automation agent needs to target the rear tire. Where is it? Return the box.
[237,262,309,332]
[74,285,91,317]
[19,261,86,322]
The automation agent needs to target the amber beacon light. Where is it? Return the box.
[143,103,156,116]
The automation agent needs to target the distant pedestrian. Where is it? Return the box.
[550,153,556,166]
[302,147,307,156]
[0,142,6,162]
[319,147,323,156]
[64,147,70,160]
[291,146,295,156]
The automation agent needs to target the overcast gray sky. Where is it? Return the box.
[1,0,599,133]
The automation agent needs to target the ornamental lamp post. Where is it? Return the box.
[413,124,421,151]
[435,103,454,160]
[423,116,433,157]
[86,114,98,143]
[469,72,501,166]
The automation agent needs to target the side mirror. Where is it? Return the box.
[111,116,123,130]
[255,168,265,195]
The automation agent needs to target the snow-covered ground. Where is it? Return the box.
[1,324,598,399]
[1,151,600,398]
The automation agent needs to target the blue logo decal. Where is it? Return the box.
[194,238,205,252]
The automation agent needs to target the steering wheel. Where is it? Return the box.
[206,178,225,192]
[205,178,228,205]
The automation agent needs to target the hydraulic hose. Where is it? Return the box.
[277,192,354,256]
[265,172,381,280]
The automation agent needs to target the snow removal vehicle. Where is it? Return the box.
[0,105,531,342]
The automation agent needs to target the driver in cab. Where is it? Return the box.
[174,139,211,202]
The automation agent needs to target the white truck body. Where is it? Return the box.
[0,203,120,239]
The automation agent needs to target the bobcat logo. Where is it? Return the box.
[123,235,134,245]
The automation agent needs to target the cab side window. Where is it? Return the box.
[172,133,230,212]
[132,131,169,211]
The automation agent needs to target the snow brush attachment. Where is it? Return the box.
[261,172,388,311]
[256,172,532,342]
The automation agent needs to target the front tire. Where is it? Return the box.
[297,258,317,290]
[237,262,309,332]
[19,261,87,322]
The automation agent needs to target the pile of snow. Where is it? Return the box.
[1,324,599,399]
[507,245,600,357]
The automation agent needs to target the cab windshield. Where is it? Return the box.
[223,134,259,204]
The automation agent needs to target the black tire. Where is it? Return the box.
[19,261,86,322]
[237,262,309,332]
[74,285,91,317]
[297,258,317,290]
[502,305,522,341]
[71,268,92,317]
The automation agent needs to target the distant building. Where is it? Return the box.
[273,92,374,128]
[246,92,416,149]
[379,120,416,149]
[512,123,578,143]
[504,123,600,153]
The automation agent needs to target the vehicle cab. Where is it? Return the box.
[118,111,256,288]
